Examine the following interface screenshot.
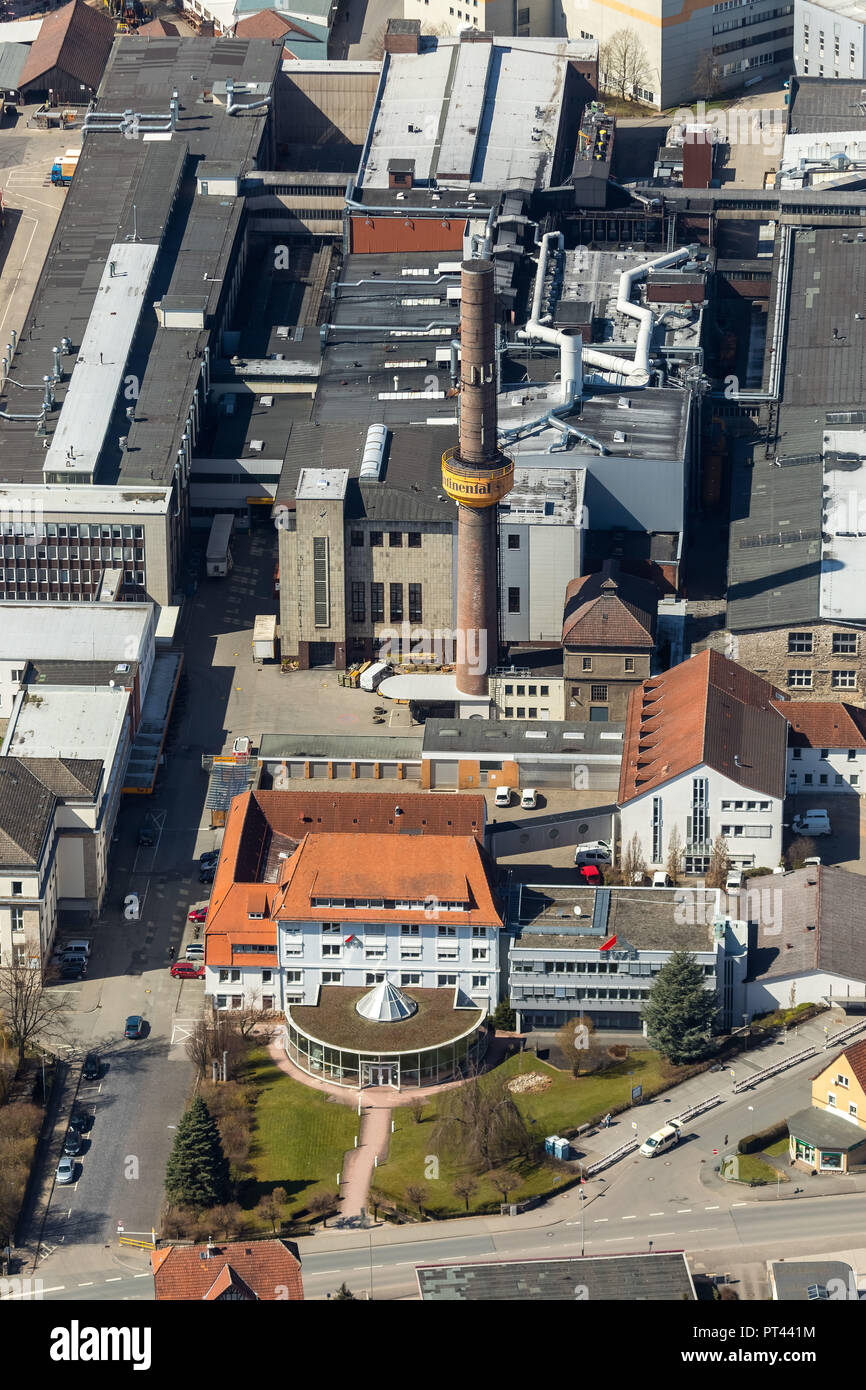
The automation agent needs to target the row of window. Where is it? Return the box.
[351,531,422,548]
[320,945,490,960]
[518,987,651,1001]
[713,22,792,55]
[717,46,789,75]
[791,772,860,787]
[574,656,635,673]
[0,570,144,586]
[313,970,489,988]
[351,581,422,624]
[720,824,773,837]
[788,631,858,654]
[720,799,773,810]
[0,546,142,561]
[502,683,551,697]
[788,669,857,689]
[713,2,791,33]
[791,749,858,762]
[503,707,550,720]
[0,524,144,540]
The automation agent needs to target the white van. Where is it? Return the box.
[574,840,612,867]
[792,809,831,837]
[652,871,672,888]
[639,1120,682,1157]
[61,938,92,958]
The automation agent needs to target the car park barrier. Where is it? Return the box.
[584,1139,639,1176]
[732,1045,818,1093]
[672,1094,723,1124]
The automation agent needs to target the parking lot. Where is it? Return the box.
[0,115,74,346]
[785,790,865,875]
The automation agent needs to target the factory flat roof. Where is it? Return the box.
[0,602,153,662]
[787,75,866,134]
[1,686,130,765]
[423,719,624,757]
[0,37,280,491]
[0,18,42,43]
[511,885,716,952]
[359,36,596,193]
[0,485,171,515]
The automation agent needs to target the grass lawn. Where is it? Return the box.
[373,1048,678,1218]
[725,1153,787,1185]
[243,1048,357,1220]
[764,1137,789,1158]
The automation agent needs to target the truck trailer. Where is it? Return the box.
[205,513,235,578]
[50,150,80,186]
[252,614,277,663]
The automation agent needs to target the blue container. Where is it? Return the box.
[553,1138,572,1161]
[545,1135,560,1155]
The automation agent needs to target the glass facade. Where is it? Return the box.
[284,1017,489,1090]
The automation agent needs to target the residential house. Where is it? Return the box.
[151,1239,304,1300]
[772,700,866,796]
[562,560,658,724]
[618,650,788,875]
[741,866,866,1015]
[787,1039,866,1173]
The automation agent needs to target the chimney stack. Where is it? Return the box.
[442,261,513,697]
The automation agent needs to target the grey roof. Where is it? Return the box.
[770,1260,858,1301]
[417,1252,695,1301]
[21,756,103,798]
[782,230,866,407]
[0,759,56,866]
[0,41,28,91]
[743,865,866,985]
[786,76,866,133]
[511,885,714,952]
[786,1106,866,1151]
[423,719,625,758]
[258,732,423,762]
[26,659,139,690]
[0,38,280,491]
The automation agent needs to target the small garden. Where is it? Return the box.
[721,1120,790,1187]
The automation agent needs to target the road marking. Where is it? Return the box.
[705,1205,720,1211]
[649,1212,664,1217]
[676,1208,692,1213]
[647,1231,676,1237]
[78,1282,94,1287]
[593,1218,608,1223]
[134,1273,149,1279]
[731,1202,748,1207]
[621,1215,637,1221]
[104,1277,122,1283]
[688,1227,719,1234]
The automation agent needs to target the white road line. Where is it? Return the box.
[649,1212,664,1217]
[593,1218,608,1223]
[104,1277,122,1283]
[676,1208,692,1213]
[731,1202,749,1207]
[621,1215,637,1221]
[647,1231,676,1237]
[705,1205,720,1211]
[78,1282,94,1287]
[134,1273,149,1279]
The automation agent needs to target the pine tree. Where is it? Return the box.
[165,1095,231,1210]
[642,950,717,1065]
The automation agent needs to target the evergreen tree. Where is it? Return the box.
[165,1095,231,1209]
[642,950,717,1065]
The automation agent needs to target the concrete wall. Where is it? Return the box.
[731,623,866,709]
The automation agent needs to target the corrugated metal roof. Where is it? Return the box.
[0,41,28,91]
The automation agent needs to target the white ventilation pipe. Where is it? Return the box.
[518,233,700,389]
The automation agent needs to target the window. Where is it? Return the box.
[401,924,420,936]
[507,534,520,550]
[652,797,662,864]
[624,657,635,672]
[788,669,813,688]
[591,685,608,702]
[261,970,273,984]
[833,670,857,689]
[11,881,22,896]
[788,632,813,653]
[285,971,302,983]
[370,531,383,547]
[351,531,364,547]
[364,581,383,625]
[820,749,829,760]
[540,685,549,697]
[848,749,857,761]
[10,907,23,931]
[322,971,342,984]
[437,924,456,937]
[691,776,708,847]
[438,974,457,987]
[401,973,421,986]
[471,975,488,991]
[836,1074,849,1088]
[322,943,341,957]
[853,775,861,786]
[792,747,802,760]
[390,583,403,622]
[313,536,329,628]
[408,583,422,623]
[471,947,488,961]
[508,587,521,614]
[582,657,593,671]
[351,581,365,624]
[827,1091,836,1107]
[366,972,385,985]
[389,531,402,548]
[408,532,422,548]
[804,773,813,785]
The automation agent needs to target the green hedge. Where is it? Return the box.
[737,1120,788,1155]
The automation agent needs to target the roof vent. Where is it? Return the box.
[360,424,388,481]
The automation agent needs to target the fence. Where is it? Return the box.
[584,1139,638,1176]
[732,1045,818,1094]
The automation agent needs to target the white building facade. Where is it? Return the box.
[620,768,784,874]
[793,0,866,77]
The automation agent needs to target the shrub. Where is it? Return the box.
[737,1121,788,1155]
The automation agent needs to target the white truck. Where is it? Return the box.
[206,513,235,577]
[360,661,391,692]
[253,614,277,662]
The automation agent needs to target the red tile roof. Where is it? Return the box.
[563,561,657,648]
[18,0,114,91]
[618,649,788,805]
[151,1240,303,1301]
[818,1037,866,1093]
[234,10,315,39]
[772,700,866,749]
[138,18,180,35]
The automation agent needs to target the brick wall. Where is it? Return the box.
[733,623,866,708]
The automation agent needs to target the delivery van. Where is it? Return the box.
[639,1120,682,1157]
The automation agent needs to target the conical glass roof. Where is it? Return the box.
[355,977,418,1022]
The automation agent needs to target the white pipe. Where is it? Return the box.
[517,231,580,403]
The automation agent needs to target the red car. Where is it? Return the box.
[187,906,208,923]
[577,863,603,885]
[170,961,205,979]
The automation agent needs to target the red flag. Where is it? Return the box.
[600,934,617,952]
[344,934,355,945]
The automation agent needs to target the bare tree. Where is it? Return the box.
[620,832,648,885]
[208,1202,244,1240]
[186,1015,247,1080]
[489,1170,516,1204]
[406,1183,428,1217]
[0,961,70,1068]
[786,836,816,869]
[256,1186,287,1234]
[408,1098,425,1124]
[434,1068,532,1172]
[693,50,721,100]
[599,29,653,103]
[666,825,684,886]
[452,1175,478,1211]
[556,1014,602,1077]
[236,991,268,1038]
[705,834,730,889]
[310,1190,338,1226]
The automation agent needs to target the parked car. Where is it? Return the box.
[577,863,603,885]
[187,906,208,924]
[63,1130,82,1157]
[792,809,831,837]
[184,944,205,959]
[82,1053,100,1081]
[652,871,672,888]
[137,826,155,847]
[574,841,612,867]
[494,785,513,809]
[639,1120,682,1158]
[198,867,215,885]
[56,1156,76,1185]
[199,850,219,870]
[520,788,538,810]
[124,1015,144,1040]
[170,961,205,979]
[60,960,87,980]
